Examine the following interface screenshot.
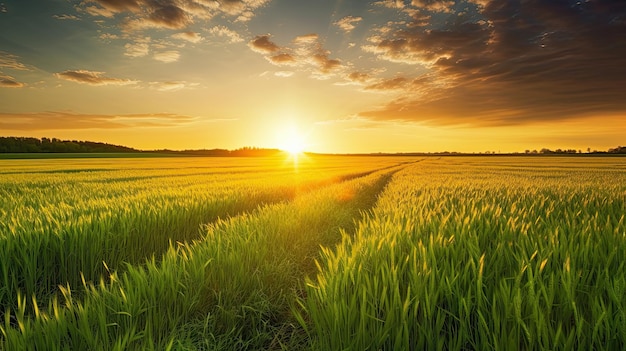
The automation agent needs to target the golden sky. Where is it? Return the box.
[1,0,625,153]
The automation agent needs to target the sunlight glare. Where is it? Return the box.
[278,125,307,155]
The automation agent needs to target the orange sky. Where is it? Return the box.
[1,0,625,153]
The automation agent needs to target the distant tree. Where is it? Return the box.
[608,146,626,154]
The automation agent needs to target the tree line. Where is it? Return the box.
[0,137,284,156]
[0,137,137,153]
[524,147,626,154]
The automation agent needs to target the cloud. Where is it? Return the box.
[249,33,343,78]
[364,76,408,91]
[0,75,25,88]
[100,33,120,40]
[248,34,280,53]
[274,71,294,78]
[55,70,138,86]
[123,3,190,30]
[171,31,203,43]
[81,0,270,29]
[335,16,363,33]
[216,0,271,20]
[124,39,150,57]
[82,4,116,17]
[53,14,81,20]
[0,51,30,70]
[84,0,142,14]
[208,26,243,43]
[153,50,180,63]
[268,53,296,65]
[410,0,454,13]
[345,71,372,84]
[146,3,190,29]
[149,80,194,91]
[373,0,405,9]
[74,0,267,68]
[0,111,198,130]
[359,0,626,126]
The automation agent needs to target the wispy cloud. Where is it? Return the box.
[55,70,138,86]
[274,71,294,78]
[171,31,203,43]
[149,80,196,91]
[0,111,198,130]
[208,25,243,43]
[124,37,151,57]
[153,50,180,63]
[0,51,30,71]
[364,76,408,91]
[52,14,81,20]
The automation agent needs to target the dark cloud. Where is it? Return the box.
[361,0,626,126]
[147,2,189,29]
[0,111,197,130]
[55,70,138,85]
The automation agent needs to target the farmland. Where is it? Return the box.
[1,155,625,350]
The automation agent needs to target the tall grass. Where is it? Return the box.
[302,157,626,350]
[0,158,401,350]
[0,156,399,315]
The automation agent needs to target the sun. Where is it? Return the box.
[281,134,306,155]
[276,125,307,155]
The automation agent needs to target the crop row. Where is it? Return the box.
[0,158,403,350]
[302,157,626,350]
[0,156,403,317]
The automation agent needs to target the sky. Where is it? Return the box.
[0,0,625,153]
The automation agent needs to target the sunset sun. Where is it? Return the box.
[276,125,307,155]
[281,134,306,155]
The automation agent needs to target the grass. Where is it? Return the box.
[0,157,402,350]
[300,156,626,350]
[1,155,625,349]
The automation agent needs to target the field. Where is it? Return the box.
[1,155,625,350]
